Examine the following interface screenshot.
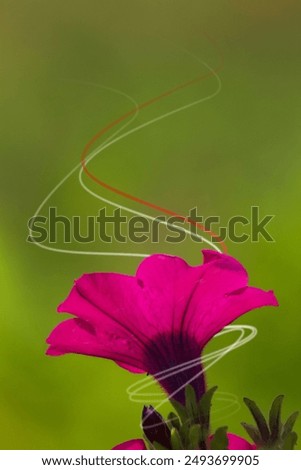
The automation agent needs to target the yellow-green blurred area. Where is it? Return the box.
[1,0,300,449]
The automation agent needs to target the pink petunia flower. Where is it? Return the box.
[225,434,256,450]
[112,433,256,450]
[113,439,147,450]
[47,250,278,403]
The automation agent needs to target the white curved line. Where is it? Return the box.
[79,60,222,254]
[29,61,222,256]
[28,85,144,256]
[29,56,257,425]
[126,326,257,412]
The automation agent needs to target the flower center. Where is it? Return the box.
[144,331,205,404]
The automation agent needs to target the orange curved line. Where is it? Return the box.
[80,36,227,253]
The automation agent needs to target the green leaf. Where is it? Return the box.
[269,395,284,441]
[241,422,262,446]
[170,427,184,450]
[188,424,202,450]
[244,397,270,442]
[282,432,298,450]
[210,426,229,450]
[167,412,181,430]
[282,411,299,438]
[144,437,153,450]
[185,384,198,421]
[178,419,190,445]
[145,436,168,450]
[152,441,169,450]
[198,386,218,431]
[170,399,188,424]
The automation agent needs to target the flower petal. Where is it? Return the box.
[46,318,147,372]
[113,439,146,450]
[57,274,156,340]
[190,286,278,348]
[55,255,206,361]
[135,254,204,332]
[202,249,224,264]
[182,252,278,347]
[226,433,256,450]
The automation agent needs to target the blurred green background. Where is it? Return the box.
[1,0,300,449]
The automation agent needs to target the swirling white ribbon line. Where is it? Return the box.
[28,52,257,421]
[28,59,222,256]
[129,325,257,427]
